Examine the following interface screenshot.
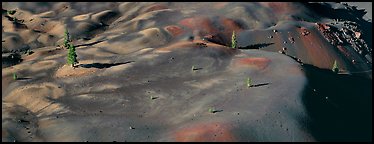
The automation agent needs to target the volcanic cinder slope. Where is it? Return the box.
[2,2,372,142]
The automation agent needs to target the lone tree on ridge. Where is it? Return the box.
[231,31,237,49]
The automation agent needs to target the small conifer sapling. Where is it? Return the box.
[13,73,18,80]
[7,10,16,15]
[209,107,215,113]
[231,31,237,49]
[332,60,339,73]
[247,77,252,87]
[67,43,78,68]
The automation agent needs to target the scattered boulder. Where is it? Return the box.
[301,28,310,36]
[288,37,294,43]
[354,31,361,39]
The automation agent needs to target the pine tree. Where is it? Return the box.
[63,28,70,48]
[247,77,252,87]
[67,43,78,68]
[13,73,18,80]
[231,31,237,49]
[332,60,339,73]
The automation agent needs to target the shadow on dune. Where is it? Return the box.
[301,63,372,142]
[4,15,28,29]
[2,53,23,68]
[238,43,274,50]
[80,61,134,69]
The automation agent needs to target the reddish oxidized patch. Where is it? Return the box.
[178,17,219,35]
[165,25,184,37]
[178,17,194,29]
[174,122,236,142]
[220,17,243,33]
[219,17,244,44]
[236,57,271,70]
[296,27,339,69]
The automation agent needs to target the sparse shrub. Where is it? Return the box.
[208,107,215,113]
[13,73,18,80]
[27,49,34,55]
[67,43,78,68]
[231,31,237,49]
[247,77,252,87]
[7,10,16,15]
[332,60,339,73]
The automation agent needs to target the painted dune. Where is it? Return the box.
[2,2,372,142]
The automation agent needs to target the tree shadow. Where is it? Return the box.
[192,67,203,71]
[5,15,28,29]
[212,109,223,113]
[75,40,105,48]
[80,61,134,69]
[300,63,372,142]
[13,21,28,29]
[238,43,274,50]
[17,77,31,80]
[249,83,270,88]
[151,96,159,100]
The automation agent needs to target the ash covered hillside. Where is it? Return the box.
[2,2,372,142]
